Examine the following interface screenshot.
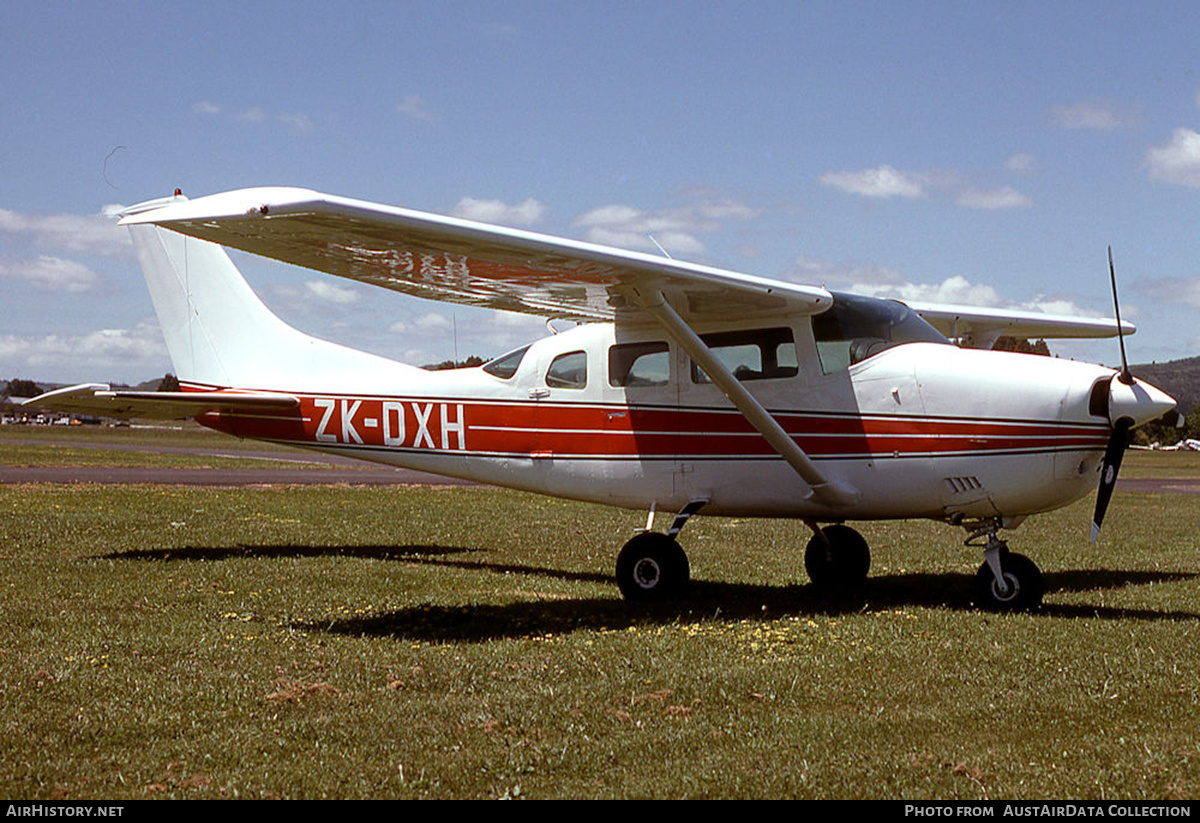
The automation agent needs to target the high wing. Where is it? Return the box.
[119,187,833,322]
[25,383,299,421]
[120,187,1131,347]
[906,301,1132,350]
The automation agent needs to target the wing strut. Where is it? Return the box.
[630,288,859,509]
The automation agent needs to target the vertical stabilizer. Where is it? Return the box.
[122,193,418,391]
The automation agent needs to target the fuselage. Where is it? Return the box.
[190,310,1155,524]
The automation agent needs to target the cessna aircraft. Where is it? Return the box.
[30,187,1178,610]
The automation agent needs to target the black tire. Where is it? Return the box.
[615,532,690,602]
[973,551,1044,611]
[804,524,871,590]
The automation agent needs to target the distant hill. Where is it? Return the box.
[1129,356,1200,413]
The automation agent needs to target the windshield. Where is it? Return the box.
[811,292,949,373]
[481,345,530,379]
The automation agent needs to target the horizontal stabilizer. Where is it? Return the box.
[25,383,299,421]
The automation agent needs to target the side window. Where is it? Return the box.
[482,345,530,379]
[609,341,669,387]
[546,350,587,389]
[690,327,798,383]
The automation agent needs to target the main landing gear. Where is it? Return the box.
[803,523,871,591]
[615,532,690,601]
[614,519,877,601]
[965,520,1044,611]
[615,500,704,602]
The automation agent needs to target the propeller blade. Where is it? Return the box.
[1091,417,1132,542]
[1108,246,1134,386]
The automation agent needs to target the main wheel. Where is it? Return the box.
[804,524,871,590]
[616,532,690,602]
[973,551,1044,611]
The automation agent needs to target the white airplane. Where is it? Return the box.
[30,187,1178,610]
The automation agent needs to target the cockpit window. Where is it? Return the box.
[481,345,530,379]
[609,341,669,387]
[546,350,587,389]
[690,327,798,383]
[811,292,949,374]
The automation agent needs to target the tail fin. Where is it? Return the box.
[122,193,416,391]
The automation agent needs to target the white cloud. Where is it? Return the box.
[450,197,547,226]
[1141,277,1200,309]
[779,255,907,288]
[1145,128,1200,188]
[863,276,1102,319]
[304,280,359,305]
[819,164,1034,211]
[0,208,130,258]
[572,195,759,255]
[262,278,368,315]
[396,94,437,124]
[190,100,313,133]
[780,256,1101,320]
[415,312,452,329]
[1050,100,1122,130]
[850,274,1009,307]
[0,256,103,292]
[0,322,169,381]
[388,312,451,333]
[1004,153,1036,173]
[387,307,546,365]
[954,186,1033,210]
[235,107,267,123]
[277,112,314,133]
[818,165,927,199]
[583,226,706,256]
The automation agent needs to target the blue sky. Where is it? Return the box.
[4,1,1200,384]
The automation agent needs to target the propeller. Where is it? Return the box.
[1091,247,1135,542]
[1091,413,1130,542]
[1108,246,1134,387]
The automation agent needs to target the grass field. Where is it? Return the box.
[1,427,1198,799]
[0,424,337,470]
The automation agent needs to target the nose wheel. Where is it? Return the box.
[965,522,1044,611]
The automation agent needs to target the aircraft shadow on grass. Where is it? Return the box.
[97,543,483,562]
[97,543,1200,642]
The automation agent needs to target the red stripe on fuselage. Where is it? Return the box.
[193,392,1110,460]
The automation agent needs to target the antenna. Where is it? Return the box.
[648,235,673,260]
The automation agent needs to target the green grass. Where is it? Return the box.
[0,422,281,450]
[0,424,338,470]
[1123,448,1200,478]
[1,434,1198,799]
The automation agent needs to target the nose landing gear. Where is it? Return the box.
[965,520,1044,611]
